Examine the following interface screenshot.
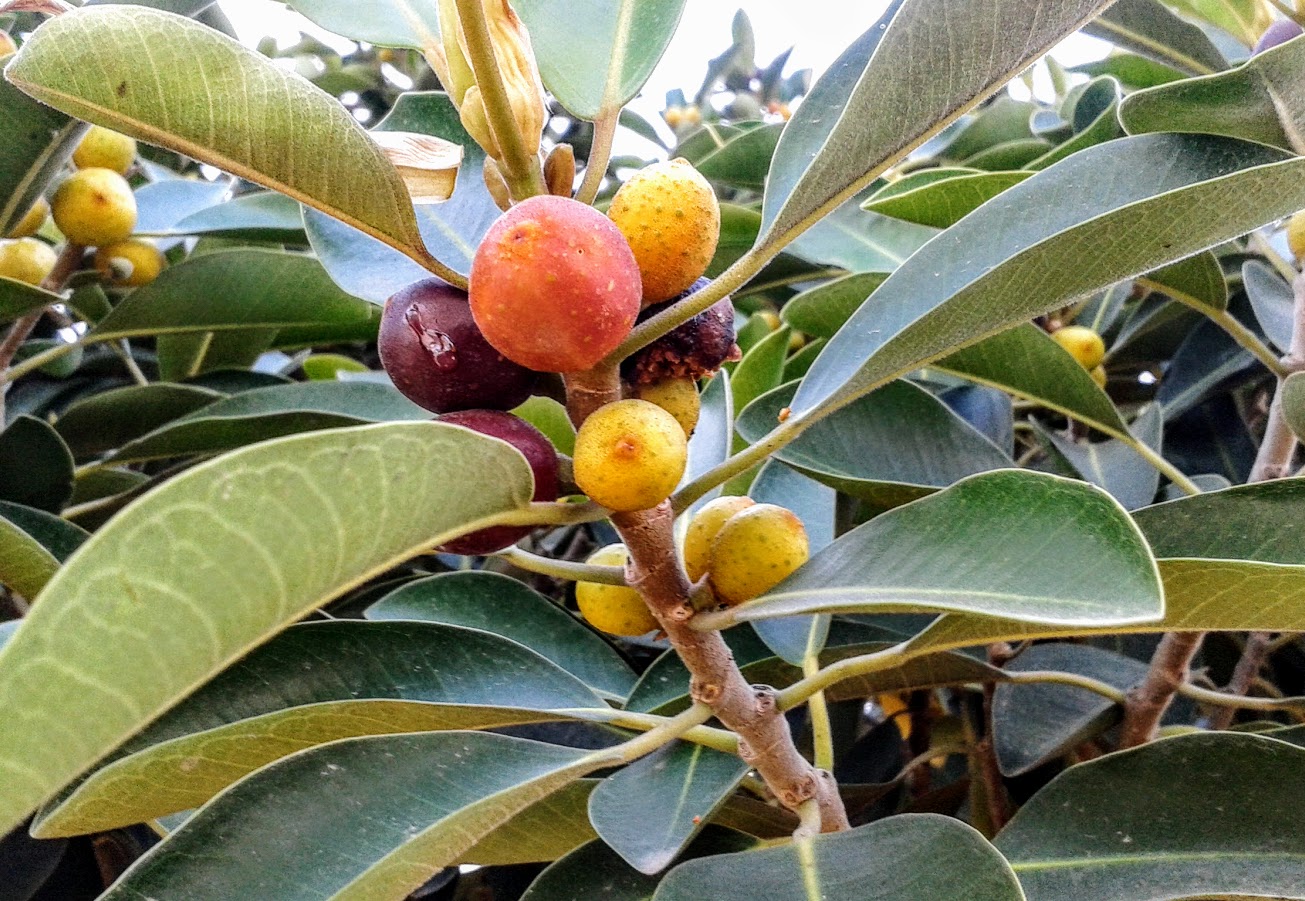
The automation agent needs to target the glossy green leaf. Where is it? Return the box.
[760,0,1115,247]
[590,741,748,875]
[89,250,373,341]
[280,0,441,52]
[654,814,1023,901]
[0,47,80,236]
[54,384,222,458]
[34,620,607,837]
[1244,259,1295,352]
[1167,0,1266,45]
[1037,403,1163,510]
[0,501,86,563]
[1139,250,1227,314]
[934,323,1129,434]
[737,381,1010,509]
[791,136,1305,421]
[0,278,60,327]
[997,732,1305,899]
[1120,34,1305,152]
[730,325,790,419]
[942,97,1038,161]
[1133,477,1305,562]
[305,91,498,298]
[862,169,1032,229]
[992,643,1146,776]
[102,732,600,901]
[1082,0,1226,75]
[167,191,305,240]
[106,381,429,463]
[1071,53,1186,89]
[156,329,276,383]
[0,514,58,599]
[683,370,733,518]
[365,571,637,701]
[0,416,72,513]
[693,123,782,190]
[962,138,1052,171]
[788,193,933,273]
[1027,82,1123,171]
[696,470,1162,630]
[513,395,576,457]
[5,6,434,269]
[521,828,757,901]
[514,0,686,120]
[780,272,888,339]
[0,421,536,838]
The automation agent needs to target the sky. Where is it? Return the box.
[219,1,1113,147]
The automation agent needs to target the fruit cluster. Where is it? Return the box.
[1,125,164,289]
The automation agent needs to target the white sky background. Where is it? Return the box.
[218,0,1112,152]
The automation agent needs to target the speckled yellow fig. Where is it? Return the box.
[682,495,756,583]
[95,238,165,286]
[7,197,49,239]
[573,399,687,512]
[1289,210,1305,262]
[1089,364,1107,389]
[575,544,659,637]
[1051,325,1106,370]
[51,168,136,247]
[608,158,719,305]
[0,238,57,286]
[708,503,809,606]
[635,376,700,437]
[72,126,137,175]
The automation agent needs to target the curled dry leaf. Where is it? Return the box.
[369,131,463,204]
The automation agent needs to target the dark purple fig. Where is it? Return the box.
[1254,19,1303,54]
[379,278,536,413]
[621,277,739,386]
[437,410,559,555]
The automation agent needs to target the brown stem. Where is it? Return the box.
[613,502,848,832]
[1119,631,1204,748]
[1206,631,1274,730]
[562,362,621,426]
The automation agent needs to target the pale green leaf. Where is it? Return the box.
[861,169,1033,229]
[0,421,536,837]
[1082,0,1226,75]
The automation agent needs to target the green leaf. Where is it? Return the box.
[1244,259,1295,352]
[0,415,73,513]
[133,179,232,232]
[34,620,607,837]
[1154,319,1255,420]
[693,123,782,190]
[589,741,749,875]
[156,329,276,382]
[654,814,1023,901]
[1286,372,1305,441]
[89,250,374,341]
[101,732,600,901]
[1036,403,1163,510]
[305,91,498,298]
[1133,477,1305,562]
[0,513,58,599]
[365,572,636,701]
[522,828,758,901]
[759,0,1116,247]
[942,97,1039,161]
[1071,53,1186,89]
[280,0,441,52]
[514,0,686,120]
[781,272,888,339]
[730,326,791,420]
[862,169,1033,229]
[683,370,733,518]
[1026,81,1124,171]
[0,46,80,236]
[992,643,1146,776]
[1166,0,1268,47]
[0,421,536,838]
[1120,34,1305,152]
[790,135,1305,421]
[933,323,1129,435]
[106,381,430,463]
[0,278,60,327]
[5,6,434,269]
[513,395,576,457]
[0,500,86,563]
[997,732,1305,899]
[167,191,306,240]
[789,193,934,273]
[961,138,1053,171]
[1082,0,1226,76]
[695,470,1162,630]
[1139,250,1228,313]
[736,381,1010,509]
[53,384,222,458]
